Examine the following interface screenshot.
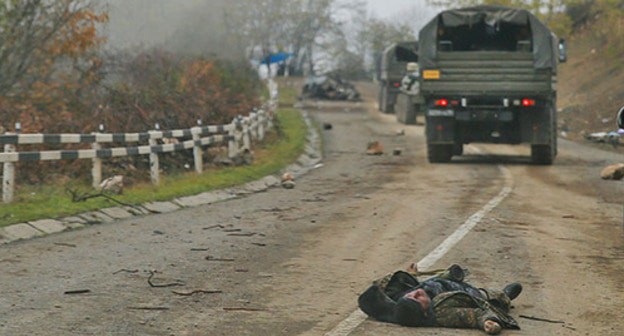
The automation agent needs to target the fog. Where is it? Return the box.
[102,0,239,58]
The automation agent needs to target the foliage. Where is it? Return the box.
[98,51,261,132]
[0,101,307,228]
[0,0,108,133]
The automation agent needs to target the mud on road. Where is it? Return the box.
[1,82,623,336]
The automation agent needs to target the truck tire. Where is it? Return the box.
[453,143,463,156]
[531,103,556,165]
[531,144,554,165]
[427,144,453,163]
[377,85,384,111]
[396,94,417,124]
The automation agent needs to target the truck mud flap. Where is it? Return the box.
[426,117,455,144]
[519,108,554,145]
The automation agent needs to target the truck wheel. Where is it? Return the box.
[453,143,463,156]
[396,95,416,124]
[531,144,554,165]
[377,85,385,111]
[428,144,453,163]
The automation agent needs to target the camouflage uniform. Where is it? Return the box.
[366,266,519,331]
[432,291,519,330]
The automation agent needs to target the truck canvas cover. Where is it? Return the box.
[419,5,557,70]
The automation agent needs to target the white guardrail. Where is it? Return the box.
[0,80,279,204]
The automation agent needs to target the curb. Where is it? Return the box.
[0,110,322,245]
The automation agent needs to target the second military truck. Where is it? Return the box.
[418,5,566,164]
[378,41,419,113]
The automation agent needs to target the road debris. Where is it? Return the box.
[300,74,361,101]
[281,172,296,189]
[205,256,235,262]
[171,289,222,296]
[64,289,91,295]
[366,141,384,155]
[600,163,624,180]
[127,306,169,311]
[585,131,622,146]
[323,123,333,130]
[99,175,124,194]
[519,315,565,324]
[392,148,403,156]
[113,268,139,275]
[223,307,267,312]
[147,270,185,288]
[54,242,77,248]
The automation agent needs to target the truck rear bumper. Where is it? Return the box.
[426,108,554,145]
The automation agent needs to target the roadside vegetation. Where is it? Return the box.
[0,81,305,227]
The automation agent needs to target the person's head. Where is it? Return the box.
[394,289,435,327]
[406,62,419,73]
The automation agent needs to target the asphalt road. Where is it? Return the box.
[1,82,623,336]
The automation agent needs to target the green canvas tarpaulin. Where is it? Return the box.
[419,5,557,70]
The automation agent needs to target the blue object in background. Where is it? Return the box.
[261,52,294,64]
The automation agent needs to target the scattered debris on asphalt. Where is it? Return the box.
[223,307,267,312]
[323,123,333,130]
[600,163,624,180]
[64,289,91,295]
[147,270,185,288]
[127,306,169,311]
[300,74,361,101]
[366,141,384,155]
[112,268,139,275]
[205,256,235,262]
[171,289,222,296]
[392,148,403,156]
[396,129,405,136]
[281,172,295,189]
[585,130,623,146]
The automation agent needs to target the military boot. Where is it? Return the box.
[503,282,523,301]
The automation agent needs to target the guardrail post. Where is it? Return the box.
[242,117,251,151]
[250,110,259,140]
[258,109,265,141]
[192,124,203,174]
[228,118,239,159]
[3,139,15,204]
[149,124,160,186]
[91,124,104,189]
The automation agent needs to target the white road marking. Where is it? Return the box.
[324,146,514,336]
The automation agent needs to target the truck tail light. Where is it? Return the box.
[393,82,401,88]
[521,98,536,107]
[434,98,449,107]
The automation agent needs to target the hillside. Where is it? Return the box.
[558,26,624,145]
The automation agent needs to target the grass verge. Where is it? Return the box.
[0,84,306,228]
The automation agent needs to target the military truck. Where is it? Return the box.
[418,5,567,164]
[378,41,419,113]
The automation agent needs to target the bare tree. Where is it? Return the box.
[0,0,97,96]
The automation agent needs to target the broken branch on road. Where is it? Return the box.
[172,289,222,296]
[519,315,565,324]
[147,270,185,288]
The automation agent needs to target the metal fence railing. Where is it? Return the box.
[0,81,279,204]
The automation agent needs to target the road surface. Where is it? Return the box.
[1,82,623,336]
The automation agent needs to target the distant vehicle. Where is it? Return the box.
[418,5,567,164]
[378,41,419,113]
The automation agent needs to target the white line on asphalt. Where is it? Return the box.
[324,146,514,336]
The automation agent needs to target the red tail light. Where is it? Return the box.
[393,82,401,88]
[522,98,536,107]
[434,99,449,107]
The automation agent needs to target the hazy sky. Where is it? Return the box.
[366,0,438,18]
[365,0,439,32]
